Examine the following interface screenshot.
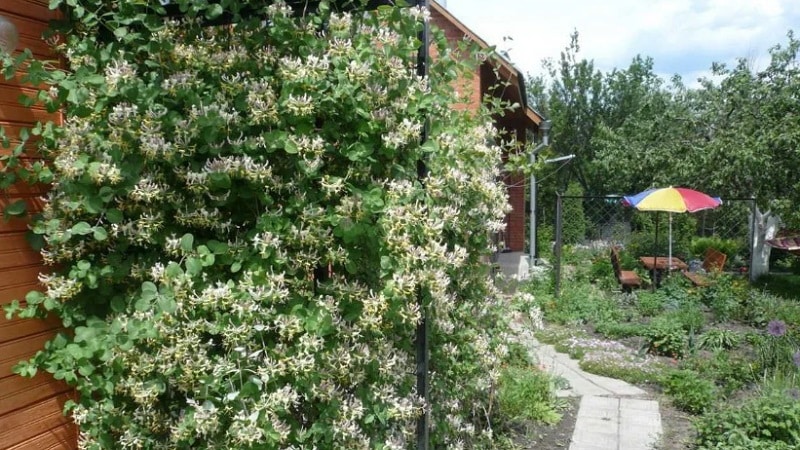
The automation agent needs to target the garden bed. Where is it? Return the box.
[515,246,800,449]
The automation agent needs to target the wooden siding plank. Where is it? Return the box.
[0,1,55,23]
[0,372,71,417]
[0,393,75,449]
[0,13,55,59]
[0,266,41,304]
[0,232,42,269]
[0,316,60,346]
[0,84,59,125]
[6,423,77,450]
[0,330,61,379]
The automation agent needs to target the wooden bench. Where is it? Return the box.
[610,246,641,292]
[682,247,727,287]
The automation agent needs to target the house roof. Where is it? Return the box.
[430,0,545,128]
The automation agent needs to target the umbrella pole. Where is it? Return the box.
[669,213,673,269]
[652,212,659,291]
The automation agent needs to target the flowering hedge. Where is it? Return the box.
[2,1,517,448]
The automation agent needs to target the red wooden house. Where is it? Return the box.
[431,1,545,254]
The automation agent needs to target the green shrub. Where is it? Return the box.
[498,367,563,425]
[694,393,800,449]
[681,351,754,395]
[636,291,665,317]
[661,369,716,414]
[1,2,520,447]
[753,320,800,376]
[690,236,741,265]
[696,328,742,350]
[594,321,647,339]
[562,182,587,245]
[643,316,688,357]
[698,275,744,322]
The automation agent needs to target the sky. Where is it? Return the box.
[442,0,800,86]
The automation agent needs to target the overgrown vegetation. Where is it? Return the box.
[525,245,800,448]
[0,1,530,448]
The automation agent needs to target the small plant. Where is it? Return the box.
[636,291,665,317]
[666,302,706,334]
[755,319,800,376]
[498,367,564,425]
[594,321,647,339]
[580,350,665,385]
[661,369,716,414]
[681,351,755,396]
[643,316,688,357]
[697,328,741,350]
[694,392,800,449]
[690,236,740,265]
[699,275,743,322]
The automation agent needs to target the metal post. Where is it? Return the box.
[652,212,659,291]
[530,168,536,266]
[554,193,563,298]
[529,121,551,267]
[748,197,757,283]
[415,1,430,448]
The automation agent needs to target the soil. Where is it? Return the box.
[510,397,580,449]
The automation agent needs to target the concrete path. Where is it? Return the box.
[535,339,663,450]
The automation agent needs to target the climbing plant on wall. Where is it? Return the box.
[1,0,519,448]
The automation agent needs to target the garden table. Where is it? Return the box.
[639,256,688,289]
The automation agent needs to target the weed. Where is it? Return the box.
[661,369,716,414]
[498,367,564,426]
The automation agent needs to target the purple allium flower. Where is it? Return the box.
[767,320,787,337]
[794,350,800,368]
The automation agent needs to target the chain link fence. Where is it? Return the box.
[552,195,756,296]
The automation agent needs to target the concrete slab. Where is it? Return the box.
[494,251,530,280]
[517,335,662,450]
[533,340,647,397]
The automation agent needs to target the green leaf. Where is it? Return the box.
[66,344,84,359]
[70,222,93,235]
[93,227,108,241]
[157,295,177,314]
[4,199,26,217]
[186,257,202,275]
[205,4,224,19]
[141,281,158,301]
[106,209,123,224]
[99,186,115,202]
[180,233,194,252]
[230,261,242,273]
[113,27,128,39]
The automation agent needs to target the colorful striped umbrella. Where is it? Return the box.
[623,187,722,271]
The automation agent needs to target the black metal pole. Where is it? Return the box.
[554,193,563,298]
[415,1,430,449]
[749,196,757,283]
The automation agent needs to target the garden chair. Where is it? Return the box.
[610,246,641,293]
[682,247,727,287]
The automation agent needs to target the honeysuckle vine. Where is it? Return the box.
[1,0,521,448]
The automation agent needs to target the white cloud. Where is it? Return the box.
[442,0,800,82]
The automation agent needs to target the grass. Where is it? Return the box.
[753,273,800,300]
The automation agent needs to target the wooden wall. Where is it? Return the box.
[0,1,76,449]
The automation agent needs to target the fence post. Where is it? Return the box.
[748,197,757,283]
[415,1,430,448]
[554,193,563,298]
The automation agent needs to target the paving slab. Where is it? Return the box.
[518,333,662,450]
[534,340,648,398]
[568,396,661,450]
